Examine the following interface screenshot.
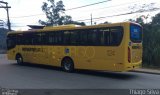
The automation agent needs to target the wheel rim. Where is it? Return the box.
[17,57,22,64]
[64,61,71,71]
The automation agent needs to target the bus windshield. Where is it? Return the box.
[130,24,142,43]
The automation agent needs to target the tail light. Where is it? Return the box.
[128,47,131,63]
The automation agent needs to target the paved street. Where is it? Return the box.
[0,54,160,89]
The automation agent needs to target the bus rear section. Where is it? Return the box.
[126,23,142,71]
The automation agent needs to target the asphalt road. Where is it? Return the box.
[0,54,160,89]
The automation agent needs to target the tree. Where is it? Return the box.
[128,19,136,22]
[128,3,157,25]
[103,21,110,24]
[136,17,144,25]
[39,0,85,26]
[39,0,65,26]
[152,13,160,25]
[128,16,144,25]
[142,12,160,67]
[127,12,160,67]
[60,15,85,26]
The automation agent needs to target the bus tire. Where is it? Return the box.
[16,54,23,65]
[61,57,74,72]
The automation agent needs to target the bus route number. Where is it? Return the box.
[107,50,115,56]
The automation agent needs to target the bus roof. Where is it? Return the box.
[7,22,141,35]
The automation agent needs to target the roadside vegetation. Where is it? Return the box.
[0,28,8,54]
[128,13,160,68]
[142,13,160,68]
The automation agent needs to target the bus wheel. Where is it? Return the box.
[62,58,74,72]
[16,55,23,65]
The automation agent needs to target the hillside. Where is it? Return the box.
[0,28,9,53]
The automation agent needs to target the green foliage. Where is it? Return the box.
[128,16,144,25]
[136,17,144,25]
[142,13,160,67]
[39,0,85,26]
[152,13,160,25]
[128,13,160,67]
[39,0,65,26]
[103,21,110,24]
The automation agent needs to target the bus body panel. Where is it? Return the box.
[7,22,142,72]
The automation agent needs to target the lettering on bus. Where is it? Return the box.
[107,50,116,56]
[132,46,142,49]
[22,48,43,52]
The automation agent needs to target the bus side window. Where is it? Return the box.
[7,38,12,50]
[48,32,54,45]
[63,31,70,45]
[76,31,81,45]
[16,33,23,45]
[32,33,41,45]
[21,34,25,45]
[87,29,98,45]
[110,27,123,46]
[41,33,47,45]
[28,33,34,45]
[79,30,88,45]
[58,31,63,45]
[99,28,110,46]
[21,33,33,45]
[7,35,16,50]
[70,31,78,45]
[53,31,63,45]
[54,32,58,45]
[22,33,27,45]
[19,32,29,45]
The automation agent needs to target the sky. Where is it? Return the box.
[0,0,160,30]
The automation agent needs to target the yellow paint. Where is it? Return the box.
[7,22,142,72]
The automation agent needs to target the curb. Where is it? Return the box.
[131,70,160,75]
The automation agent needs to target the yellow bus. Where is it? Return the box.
[7,22,142,72]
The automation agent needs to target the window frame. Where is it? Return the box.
[7,34,17,50]
[7,26,124,47]
[130,24,142,43]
